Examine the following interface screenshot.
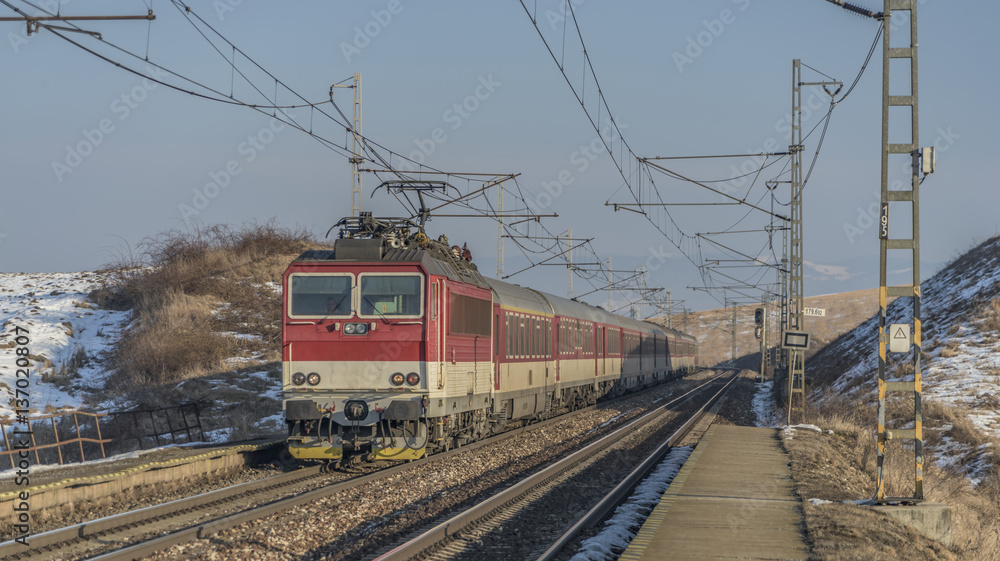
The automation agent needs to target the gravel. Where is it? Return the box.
[142,373,721,561]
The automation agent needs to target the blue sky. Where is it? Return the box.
[1,0,996,313]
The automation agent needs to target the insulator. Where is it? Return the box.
[842,2,876,17]
[830,0,880,19]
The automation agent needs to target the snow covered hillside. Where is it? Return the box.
[809,235,1000,435]
[0,272,129,420]
[0,269,285,443]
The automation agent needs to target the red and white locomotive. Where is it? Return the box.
[282,216,698,463]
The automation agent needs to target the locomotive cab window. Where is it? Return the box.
[288,273,353,318]
[358,273,423,318]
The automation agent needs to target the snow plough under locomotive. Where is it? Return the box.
[282,215,698,464]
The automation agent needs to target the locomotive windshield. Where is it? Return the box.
[289,274,352,317]
[358,274,423,318]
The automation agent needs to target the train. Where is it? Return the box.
[281,215,698,464]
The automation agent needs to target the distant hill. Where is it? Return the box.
[661,288,889,368]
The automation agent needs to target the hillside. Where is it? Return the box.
[667,288,888,368]
[764,235,1000,559]
[0,224,319,444]
[809,235,1000,439]
[0,272,129,418]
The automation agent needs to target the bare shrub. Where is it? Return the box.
[94,220,319,391]
[109,292,236,387]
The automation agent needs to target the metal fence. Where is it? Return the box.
[1,403,205,469]
[1,410,109,469]
[105,403,205,452]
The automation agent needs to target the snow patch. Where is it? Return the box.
[569,446,693,560]
[0,271,130,419]
[752,381,779,428]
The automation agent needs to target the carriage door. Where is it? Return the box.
[494,312,500,390]
[438,279,446,390]
[599,327,605,376]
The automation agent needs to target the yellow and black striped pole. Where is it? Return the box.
[875,0,925,504]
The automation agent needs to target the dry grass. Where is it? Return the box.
[107,292,236,387]
[981,299,1000,333]
[92,221,319,393]
[939,343,959,359]
[786,395,1000,560]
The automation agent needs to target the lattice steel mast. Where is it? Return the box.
[787,60,841,424]
[331,74,363,217]
[875,0,928,503]
[823,0,933,504]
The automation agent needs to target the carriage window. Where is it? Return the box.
[533,318,539,358]
[358,274,423,318]
[288,274,353,318]
[518,316,528,358]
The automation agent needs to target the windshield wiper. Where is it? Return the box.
[319,293,351,323]
[362,295,392,324]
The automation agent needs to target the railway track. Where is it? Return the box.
[0,374,713,561]
[369,370,738,561]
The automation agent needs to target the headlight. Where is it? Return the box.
[291,372,306,386]
[343,322,369,335]
[406,372,420,386]
[390,372,405,386]
[307,372,321,386]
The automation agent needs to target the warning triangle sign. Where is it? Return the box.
[893,327,907,339]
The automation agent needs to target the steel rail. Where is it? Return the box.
[372,371,735,561]
[535,371,739,561]
[2,373,705,560]
[0,463,323,560]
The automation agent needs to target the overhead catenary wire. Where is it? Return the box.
[6,1,878,313]
[2,0,673,314]
[518,1,887,307]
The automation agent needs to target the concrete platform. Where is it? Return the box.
[871,502,952,546]
[0,438,282,521]
[621,425,809,561]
